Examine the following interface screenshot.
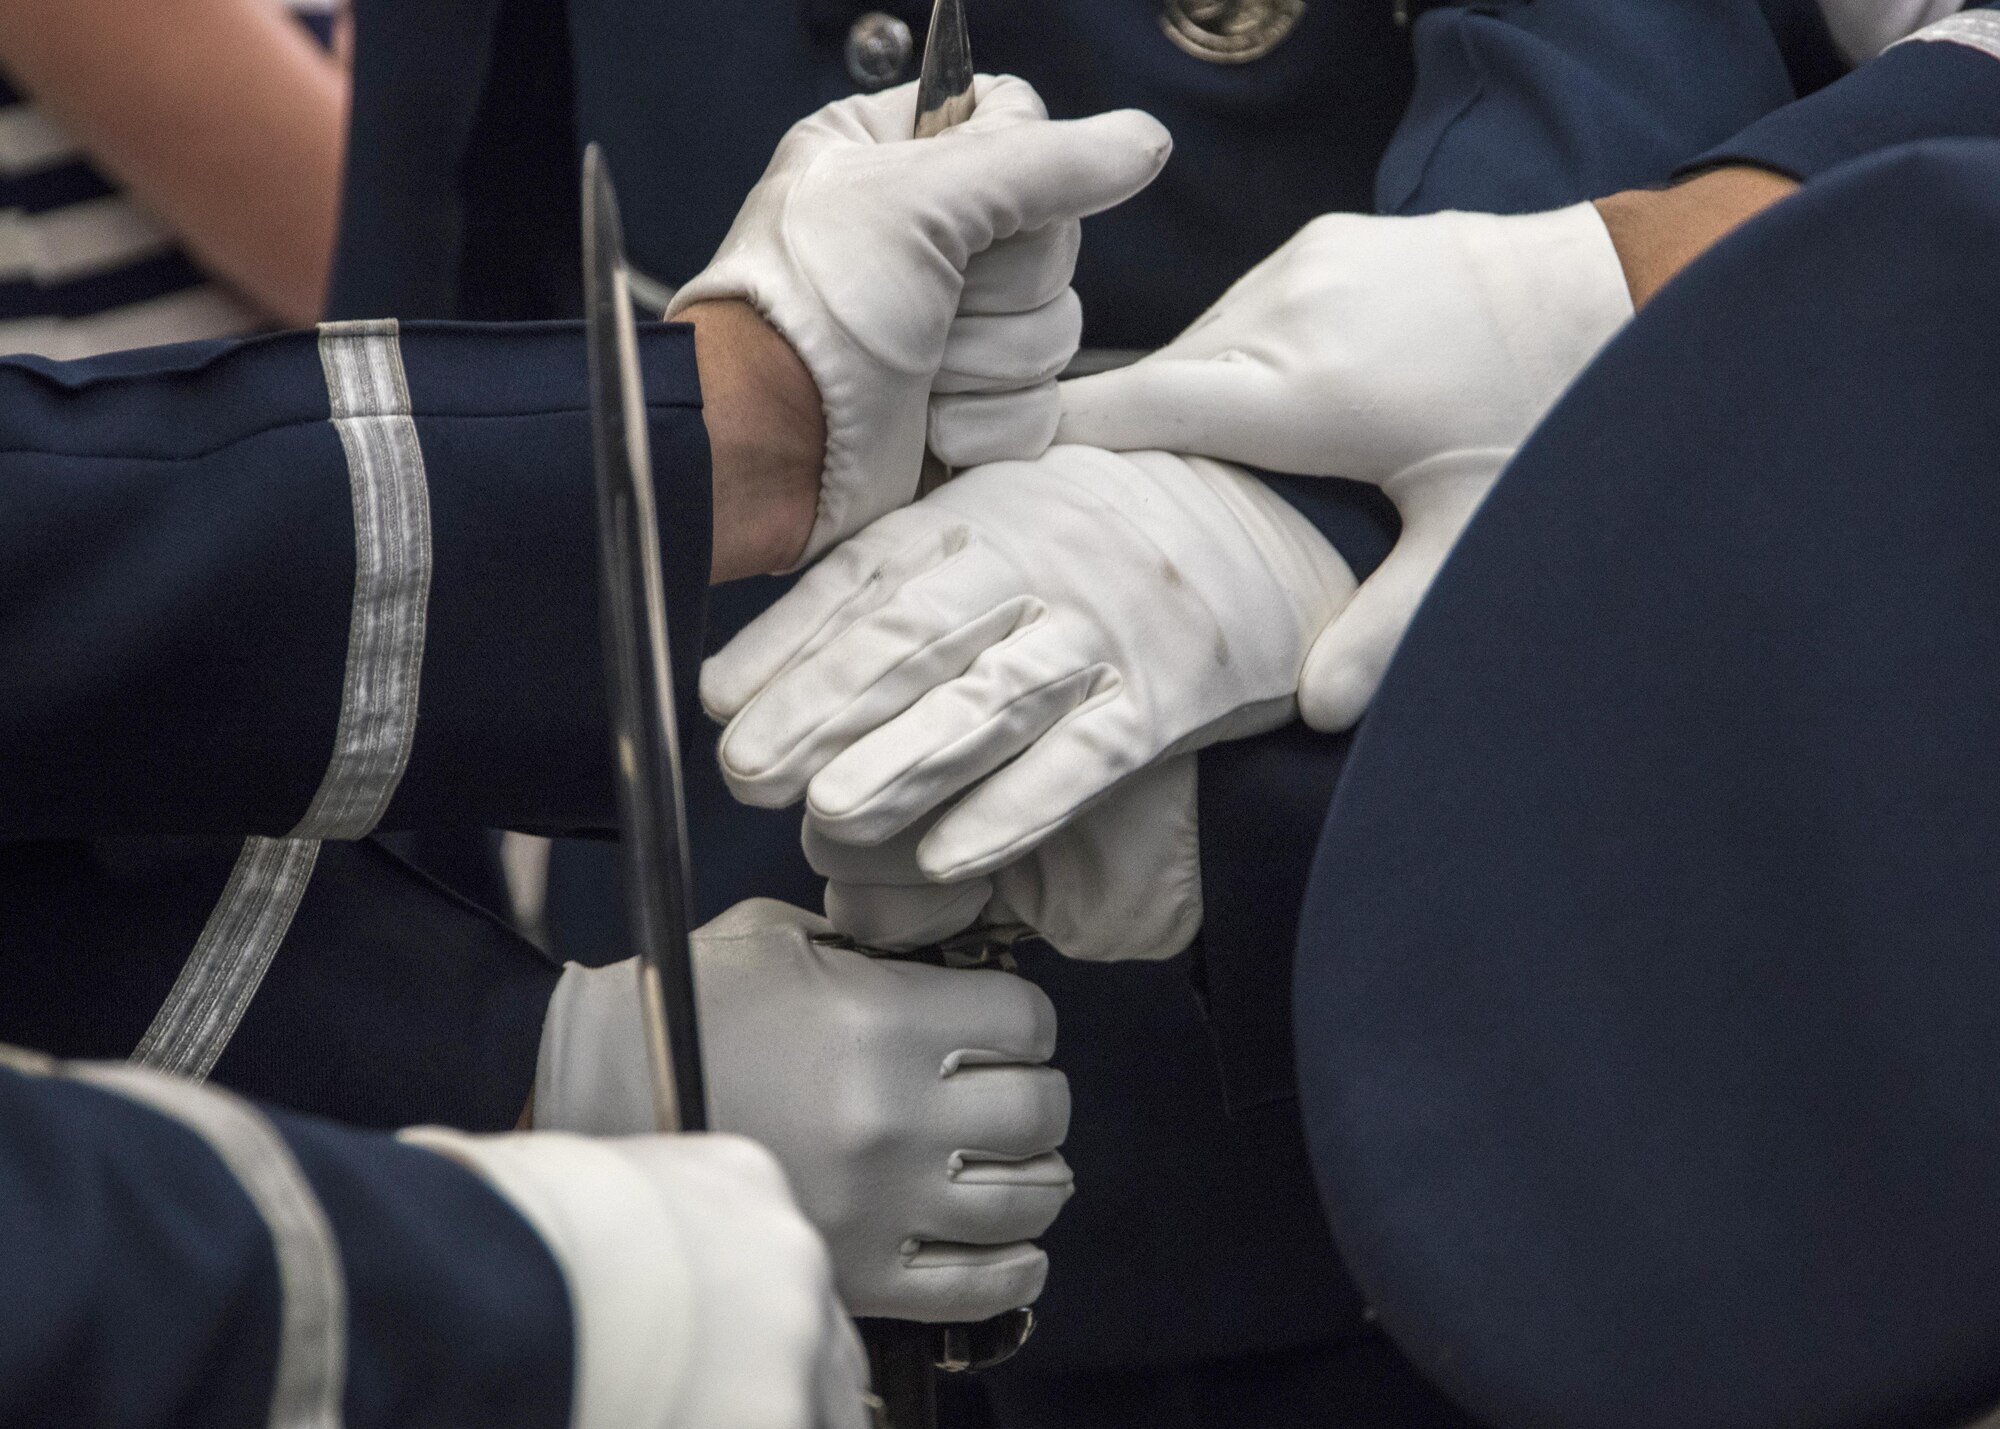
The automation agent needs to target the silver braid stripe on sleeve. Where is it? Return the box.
[296,317,434,841]
[133,320,434,1081]
[130,837,324,1081]
[1893,10,2000,63]
[70,1063,349,1429]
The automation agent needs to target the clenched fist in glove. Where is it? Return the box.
[533,899,1072,1325]
[1057,203,1633,730]
[806,756,1202,965]
[702,446,1356,882]
[668,76,1171,563]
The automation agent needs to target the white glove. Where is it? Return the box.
[1820,0,1961,63]
[702,447,1355,882]
[402,1127,866,1429]
[667,76,1171,563]
[534,899,1072,1324]
[807,756,1201,964]
[1056,204,1633,731]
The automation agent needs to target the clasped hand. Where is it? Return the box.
[708,204,1635,966]
[1060,202,1633,731]
[670,75,1170,565]
[536,899,1071,1325]
[704,446,1354,884]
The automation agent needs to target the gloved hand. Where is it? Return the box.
[667,76,1171,563]
[402,1127,867,1429]
[807,756,1201,964]
[702,447,1355,882]
[1817,0,1960,63]
[1056,204,1633,730]
[534,899,1072,1324]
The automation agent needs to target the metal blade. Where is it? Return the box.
[913,0,974,138]
[879,7,1039,1419]
[913,0,974,499]
[582,143,708,1136]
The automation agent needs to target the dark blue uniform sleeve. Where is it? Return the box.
[1683,6,2000,180]
[0,1053,572,1429]
[0,318,714,1143]
[0,318,711,841]
[0,837,562,1133]
[1380,0,1844,216]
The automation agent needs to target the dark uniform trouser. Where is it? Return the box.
[955,1332,1481,1429]
[1298,138,2000,1429]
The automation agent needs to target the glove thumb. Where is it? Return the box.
[1298,449,1506,731]
[931,108,1172,246]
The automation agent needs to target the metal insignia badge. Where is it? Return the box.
[1160,0,1305,63]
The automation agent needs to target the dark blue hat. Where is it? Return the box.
[1296,141,2000,1429]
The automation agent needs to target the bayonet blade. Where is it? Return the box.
[913,0,974,138]
[913,0,974,499]
[582,143,708,1136]
[864,13,1038,1424]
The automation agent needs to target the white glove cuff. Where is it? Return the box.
[670,263,915,566]
[535,959,657,1137]
[399,1128,694,1429]
[1459,202,1634,405]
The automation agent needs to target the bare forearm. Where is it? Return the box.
[0,0,347,326]
[1594,165,1801,309]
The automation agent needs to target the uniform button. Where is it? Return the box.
[1161,0,1306,63]
[845,11,914,89]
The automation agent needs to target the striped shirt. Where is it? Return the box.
[0,0,335,360]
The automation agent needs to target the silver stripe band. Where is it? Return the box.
[71,1063,348,1429]
[132,837,323,1080]
[298,319,433,840]
[132,322,433,1078]
[1893,11,2000,62]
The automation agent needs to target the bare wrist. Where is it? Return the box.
[1595,165,1800,309]
[683,300,825,582]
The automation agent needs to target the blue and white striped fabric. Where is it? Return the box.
[0,0,337,360]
